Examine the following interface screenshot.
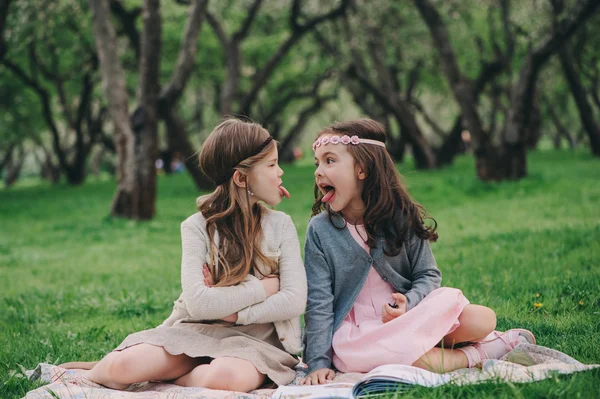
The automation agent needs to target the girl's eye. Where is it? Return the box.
[327,158,334,164]
[314,162,319,168]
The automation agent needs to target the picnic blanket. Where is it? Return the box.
[23,344,599,399]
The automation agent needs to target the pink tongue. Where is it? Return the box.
[321,189,335,203]
[279,186,290,198]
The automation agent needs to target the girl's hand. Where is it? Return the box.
[260,274,280,297]
[382,292,407,323]
[203,264,215,287]
[300,368,335,385]
[221,313,238,323]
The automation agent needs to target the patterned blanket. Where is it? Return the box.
[24,344,599,399]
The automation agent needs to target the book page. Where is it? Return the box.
[360,364,449,387]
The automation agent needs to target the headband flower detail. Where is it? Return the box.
[312,134,385,151]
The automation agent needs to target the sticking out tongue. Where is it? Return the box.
[279,185,290,199]
[321,189,335,203]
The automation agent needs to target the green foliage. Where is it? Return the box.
[0,150,599,398]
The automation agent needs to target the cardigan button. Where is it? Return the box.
[368,257,373,262]
[280,337,285,342]
[383,276,388,281]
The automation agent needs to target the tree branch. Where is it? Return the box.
[206,11,229,48]
[233,0,263,41]
[409,99,446,139]
[505,0,600,144]
[262,72,331,124]
[109,0,142,61]
[1,59,66,169]
[75,72,94,136]
[239,0,350,114]
[533,0,600,67]
[413,0,490,148]
[0,0,11,61]
[160,0,208,109]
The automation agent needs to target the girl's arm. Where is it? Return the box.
[180,219,267,320]
[235,216,307,324]
[404,233,442,311]
[303,226,336,374]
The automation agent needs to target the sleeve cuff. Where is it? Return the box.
[236,275,266,325]
[404,290,419,311]
[236,306,250,325]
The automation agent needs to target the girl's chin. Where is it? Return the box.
[262,196,282,206]
[328,200,343,212]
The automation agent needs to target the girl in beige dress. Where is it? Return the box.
[65,119,307,392]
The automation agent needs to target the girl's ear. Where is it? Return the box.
[356,163,367,181]
[232,170,247,188]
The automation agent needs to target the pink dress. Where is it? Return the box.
[331,223,470,373]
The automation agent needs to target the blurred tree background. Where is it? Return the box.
[0,0,598,219]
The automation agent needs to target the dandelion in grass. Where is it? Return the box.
[534,303,543,309]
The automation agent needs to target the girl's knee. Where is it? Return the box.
[472,305,496,339]
[482,306,497,331]
[201,365,238,390]
[201,359,264,391]
[460,305,496,340]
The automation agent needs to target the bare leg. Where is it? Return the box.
[59,361,98,373]
[175,357,266,392]
[441,304,496,347]
[86,344,201,390]
[412,347,469,373]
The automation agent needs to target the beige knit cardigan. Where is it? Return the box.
[162,209,307,355]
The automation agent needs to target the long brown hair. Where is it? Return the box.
[311,118,438,256]
[198,118,277,287]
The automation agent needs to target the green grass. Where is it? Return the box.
[1,150,599,398]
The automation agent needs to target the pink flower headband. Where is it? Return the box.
[312,135,386,151]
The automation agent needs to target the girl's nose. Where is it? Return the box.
[278,165,284,177]
[314,165,322,178]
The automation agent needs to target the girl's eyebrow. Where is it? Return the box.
[314,151,336,160]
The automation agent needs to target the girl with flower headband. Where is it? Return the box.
[301,118,535,384]
[61,119,306,391]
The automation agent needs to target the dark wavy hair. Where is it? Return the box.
[311,118,438,256]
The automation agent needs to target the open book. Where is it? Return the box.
[273,364,450,398]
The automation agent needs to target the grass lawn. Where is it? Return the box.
[1,150,599,398]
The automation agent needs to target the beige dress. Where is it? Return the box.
[113,210,307,387]
[115,319,298,386]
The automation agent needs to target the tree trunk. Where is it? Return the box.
[415,0,599,180]
[558,43,600,156]
[436,116,465,167]
[164,107,214,191]
[525,97,542,149]
[90,0,159,219]
[0,0,11,61]
[132,0,162,219]
[3,144,23,187]
[0,142,15,177]
[546,99,576,149]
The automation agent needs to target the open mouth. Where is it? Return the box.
[319,184,336,203]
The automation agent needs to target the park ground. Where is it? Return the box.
[0,150,599,398]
